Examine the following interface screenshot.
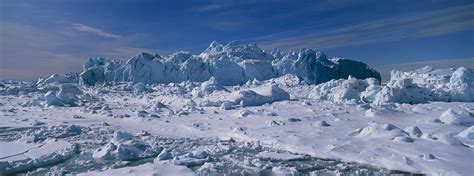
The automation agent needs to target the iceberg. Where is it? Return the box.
[78,41,381,86]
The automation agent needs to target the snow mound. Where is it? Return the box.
[457,126,474,147]
[229,85,290,107]
[433,133,464,146]
[77,41,380,86]
[356,123,411,141]
[439,108,474,126]
[458,126,474,140]
[92,131,162,161]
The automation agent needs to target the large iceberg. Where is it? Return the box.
[79,41,381,86]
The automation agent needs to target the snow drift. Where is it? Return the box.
[79,41,381,86]
[229,84,290,107]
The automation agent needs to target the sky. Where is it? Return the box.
[0,0,473,80]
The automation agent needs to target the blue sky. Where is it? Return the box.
[0,0,473,80]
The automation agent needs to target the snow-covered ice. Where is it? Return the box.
[1,42,473,175]
[79,161,195,176]
[0,139,77,174]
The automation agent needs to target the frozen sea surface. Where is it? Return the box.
[1,78,473,175]
[0,126,411,175]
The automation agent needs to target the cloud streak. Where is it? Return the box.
[72,23,121,39]
[0,22,160,80]
[256,4,474,50]
[0,22,85,80]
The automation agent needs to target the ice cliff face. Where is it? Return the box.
[79,41,381,86]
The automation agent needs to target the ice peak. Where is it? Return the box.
[209,40,221,47]
[136,52,155,60]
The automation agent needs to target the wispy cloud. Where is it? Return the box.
[72,23,121,39]
[0,22,162,80]
[0,22,85,80]
[209,21,245,31]
[257,4,474,50]
[195,3,226,12]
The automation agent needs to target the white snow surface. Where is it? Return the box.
[0,139,76,174]
[1,64,474,175]
[79,161,194,176]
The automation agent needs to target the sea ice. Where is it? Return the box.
[0,140,77,174]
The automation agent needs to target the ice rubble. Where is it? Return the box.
[311,76,380,104]
[191,77,229,97]
[388,66,474,102]
[31,84,83,107]
[78,41,381,86]
[36,73,79,86]
[311,67,474,104]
